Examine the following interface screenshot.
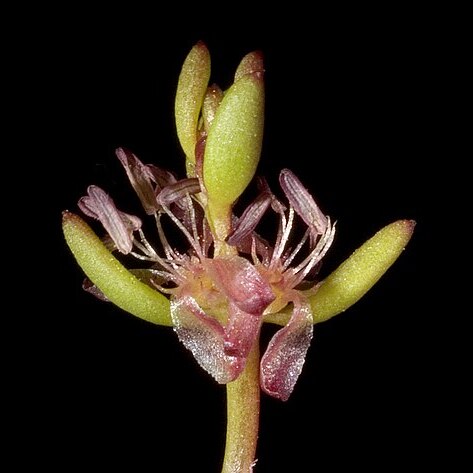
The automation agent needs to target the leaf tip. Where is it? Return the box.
[195,39,208,51]
[392,219,416,245]
[403,219,417,235]
[62,210,79,226]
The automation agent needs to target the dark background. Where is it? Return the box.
[19,9,450,472]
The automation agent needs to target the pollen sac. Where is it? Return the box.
[78,185,141,254]
[157,178,201,207]
[226,191,272,246]
[115,147,160,215]
[279,169,328,235]
[203,70,265,207]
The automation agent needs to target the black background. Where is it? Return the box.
[18,8,450,472]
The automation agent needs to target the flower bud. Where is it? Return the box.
[203,71,264,207]
[175,41,210,163]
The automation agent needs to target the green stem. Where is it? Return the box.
[222,343,260,473]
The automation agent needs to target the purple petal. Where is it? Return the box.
[116,147,159,215]
[227,192,272,246]
[206,256,275,316]
[78,185,140,254]
[224,302,263,359]
[279,169,327,234]
[171,295,243,383]
[260,293,313,401]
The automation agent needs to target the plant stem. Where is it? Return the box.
[221,343,260,473]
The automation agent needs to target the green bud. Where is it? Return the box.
[203,72,264,207]
[175,41,211,163]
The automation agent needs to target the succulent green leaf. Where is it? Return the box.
[264,220,415,325]
[62,211,172,326]
[175,41,211,163]
[310,219,416,323]
[203,72,264,207]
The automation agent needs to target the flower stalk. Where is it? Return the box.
[222,344,260,473]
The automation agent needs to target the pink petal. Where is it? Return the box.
[171,295,243,383]
[260,293,313,401]
[224,302,263,359]
[78,185,140,254]
[115,147,160,215]
[279,169,327,234]
[206,256,275,315]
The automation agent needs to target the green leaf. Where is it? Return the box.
[62,211,172,326]
[310,219,416,323]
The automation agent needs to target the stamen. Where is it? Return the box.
[130,251,161,262]
[185,193,202,255]
[251,236,260,266]
[155,254,187,278]
[155,213,179,261]
[271,206,294,268]
[150,280,178,295]
[137,229,160,259]
[282,228,309,270]
[160,201,204,260]
[292,219,336,285]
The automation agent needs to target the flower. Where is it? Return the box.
[75,139,335,400]
[63,42,415,405]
